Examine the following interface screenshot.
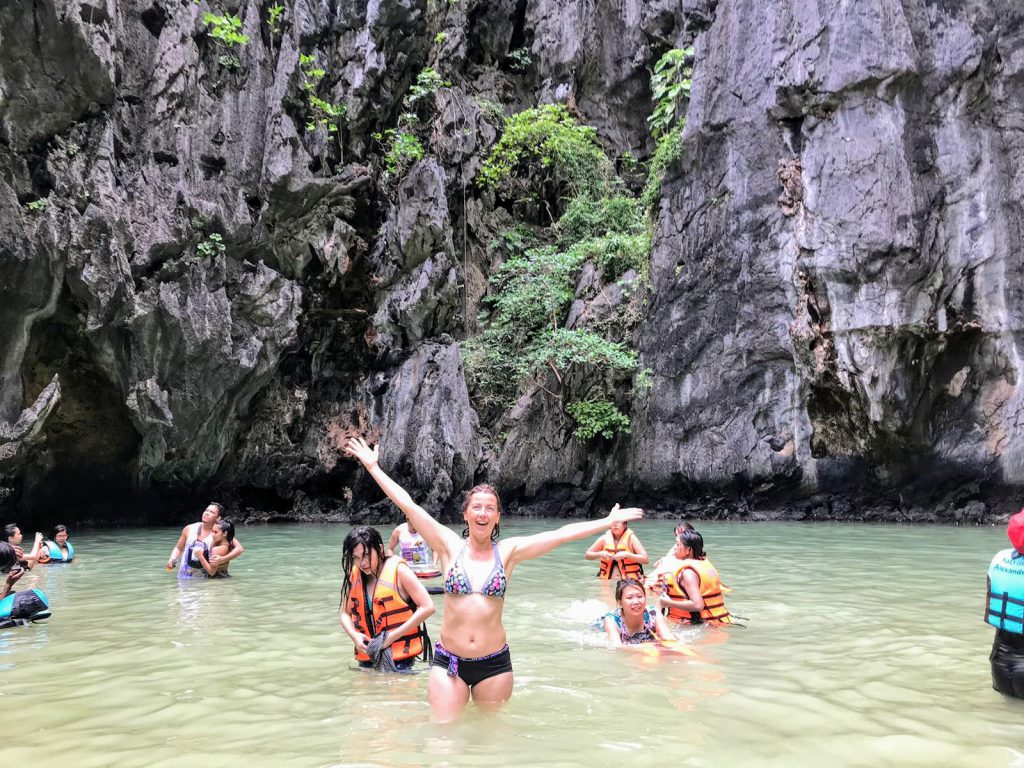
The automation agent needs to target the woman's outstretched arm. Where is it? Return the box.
[505,505,643,570]
[344,437,461,559]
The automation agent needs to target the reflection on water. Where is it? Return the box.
[1,522,1023,767]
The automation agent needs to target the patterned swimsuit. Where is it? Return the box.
[443,543,507,598]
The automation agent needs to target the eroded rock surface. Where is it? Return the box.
[2,0,1023,525]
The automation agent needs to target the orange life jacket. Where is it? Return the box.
[597,529,645,580]
[662,557,732,624]
[347,557,428,662]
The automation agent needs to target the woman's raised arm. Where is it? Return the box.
[505,505,643,571]
[344,436,460,559]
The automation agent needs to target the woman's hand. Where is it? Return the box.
[6,565,25,588]
[606,504,643,526]
[343,436,379,470]
[354,632,370,653]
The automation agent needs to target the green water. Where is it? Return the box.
[1,521,1021,767]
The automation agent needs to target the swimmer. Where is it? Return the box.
[387,520,441,578]
[650,529,733,625]
[2,523,43,568]
[584,519,648,580]
[38,525,74,564]
[602,578,674,646]
[344,435,643,721]
[0,542,25,601]
[166,503,244,576]
[193,519,235,578]
[986,509,1024,698]
[338,525,435,671]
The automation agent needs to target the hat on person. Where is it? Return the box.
[1008,510,1024,554]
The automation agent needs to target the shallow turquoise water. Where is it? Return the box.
[1,520,1021,767]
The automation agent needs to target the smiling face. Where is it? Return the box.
[463,491,500,540]
[212,523,227,545]
[618,584,647,617]
[610,521,627,538]
[55,530,68,546]
[9,526,22,545]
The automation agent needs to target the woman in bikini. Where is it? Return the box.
[344,435,642,722]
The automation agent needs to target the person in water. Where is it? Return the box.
[343,435,643,722]
[193,519,236,578]
[37,525,74,564]
[0,542,26,601]
[2,523,43,568]
[649,529,732,625]
[338,525,435,671]
[166,503,244,576]
[387,520,441,578]
[584,519,648,580]
[985,509,1024,698]
[602,578,674,646]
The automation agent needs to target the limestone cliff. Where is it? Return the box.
[1,0,1021,524]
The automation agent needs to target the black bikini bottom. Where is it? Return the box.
[432,643,512,687]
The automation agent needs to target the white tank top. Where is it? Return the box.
[397,526,434,573]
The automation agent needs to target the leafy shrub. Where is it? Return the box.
[505,47,532,73]
[641,129,682,211]
[478,104,612,203]
[574,231,650,278]
[648,47,692,140]
[556,195,643,246]
[488,245,583,342]
[267,3,284,36]
[566,399,631,440]
[407,67,451,105]
[372,126,424,176]
[476,97,505,125]
[643,47,692,210]
[299,54,346,134]
[204,13,248,46]
[26,198,48,212]
[197,233,226,259]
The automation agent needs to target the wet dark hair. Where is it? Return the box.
[677,529,705,559]
[615,578,646,602]
[51,524,69,540]
[206,502,224,517]
[0,542,15,572]
[674,521,694,535]
[2,523,18,543]
[460,484,501,542]
[340,526,386,605]
[214,519,235,544]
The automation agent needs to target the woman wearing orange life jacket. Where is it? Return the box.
[339,526,436,671]
[584,521,648,580]
[654,529,732,625]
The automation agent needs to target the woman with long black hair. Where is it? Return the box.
[338,525,435,672]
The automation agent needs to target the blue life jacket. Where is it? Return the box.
[987,548,1024,633]
[0,588,50,628]
[44,540,74,562]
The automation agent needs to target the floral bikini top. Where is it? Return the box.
[606,608,659,645]
[444,543,507,598]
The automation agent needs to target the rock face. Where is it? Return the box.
[1,0,1023,525]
